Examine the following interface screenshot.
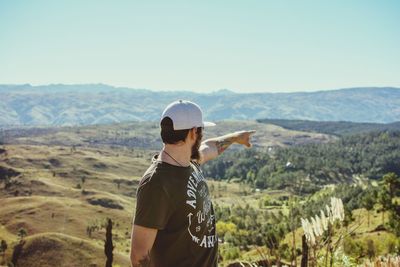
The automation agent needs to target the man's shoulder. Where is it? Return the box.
[139,161,195,194]
[139,161,180,184]
[139,162,164,187]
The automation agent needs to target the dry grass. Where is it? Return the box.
[3,232,130,267]
[0,144,149,266]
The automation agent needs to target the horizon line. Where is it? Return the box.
[1,82,400,95]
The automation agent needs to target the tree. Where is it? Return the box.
[17,228,27,241]
[81,176,86,191]
[383,172,400,200]
[104,218,114,267]
[378,188,392,225]
[362,193,375,227]
[342,205,354,230]
[216,221,237,242]
[387,207,400,236]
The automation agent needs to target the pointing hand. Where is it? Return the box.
[234,130,256,148]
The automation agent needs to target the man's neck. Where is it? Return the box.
[160,143,191,167]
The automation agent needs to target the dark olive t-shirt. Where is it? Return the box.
[134,154,218,267]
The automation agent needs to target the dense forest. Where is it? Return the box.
[203,130,400,265]
[203,131,400,194]
[215,173,400,265]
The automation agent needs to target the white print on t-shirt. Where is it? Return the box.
[185,166,217,248]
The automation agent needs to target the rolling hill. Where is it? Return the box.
[0,144,150,266]
[0,120,399,266]
[0,120,337,150]
[257,118,400,136]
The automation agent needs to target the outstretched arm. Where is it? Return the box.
[198,130,256,165]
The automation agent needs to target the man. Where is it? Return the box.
[130,100,255,267]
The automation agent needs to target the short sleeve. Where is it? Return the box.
[134,181,173,230]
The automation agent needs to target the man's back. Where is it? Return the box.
[134,155,218,267]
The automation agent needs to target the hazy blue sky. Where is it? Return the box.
[0,0,399,93]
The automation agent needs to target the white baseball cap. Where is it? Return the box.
[161,100,216,130]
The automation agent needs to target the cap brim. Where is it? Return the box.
[203,121,216,127]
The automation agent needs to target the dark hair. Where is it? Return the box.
[160,117,202,144]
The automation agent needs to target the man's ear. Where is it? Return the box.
[184,128,194,143]
[189,128,196,140]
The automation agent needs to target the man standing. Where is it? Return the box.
[130,100,255,267]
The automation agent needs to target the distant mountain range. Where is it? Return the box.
[1,84,400,127]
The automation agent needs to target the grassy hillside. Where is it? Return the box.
[1,120,336,150]
[4,233,130,267]
[257,118,400,136]
[0,144,152,266]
